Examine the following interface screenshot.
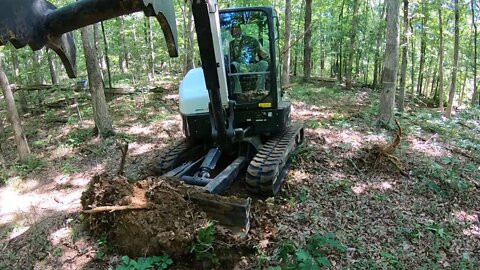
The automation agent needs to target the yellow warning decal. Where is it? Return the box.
[258,102,272,108]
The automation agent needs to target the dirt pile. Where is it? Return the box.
[81,174,209,257]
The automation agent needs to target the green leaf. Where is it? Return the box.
[121,255,130,265]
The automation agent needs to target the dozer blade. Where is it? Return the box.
[189,192,251,234]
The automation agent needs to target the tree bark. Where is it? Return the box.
[372,3,386,90]
[416,1,427,96]
[184,0,195,73]
[0,56,31,162]
[377,0,400,125]
[101,22,113,89]
[346,0,360,89]
[471,0,478,106]
[80,24,115,137]
[445,0,460,118]
[119,17,129,73]
[397,0,409,112]
[438,8,445,112]
[10,49,29,113]
[282,0,292,85]
[46,48,58,85]
[303,0,313,82]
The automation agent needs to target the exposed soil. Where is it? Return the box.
[80,174,208,258]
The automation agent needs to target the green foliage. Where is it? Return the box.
[14,156,46,176]
[116,255,173,270]
[0,169,9,185]
[61,162,77,175]
[274,232,346,269]
[66,128,92,147]
[191,222,219,267]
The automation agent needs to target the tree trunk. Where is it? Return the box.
[438,7,445,112]
[80,25,115,137]
[46,48,58,85]
[101,22,113,89]
[377,0,400,125]
[337,0,345,81]
[446,0,460,118]
[183,0,195,73]
[397,0,409,112]
[410,23,416,97]
[373,3,386,90]
[303,0,313,82]
[281,0,292,85]
[471,0,478,106]
[0,56,30,162]
[10,49,29,113]
[416,2,427,96]
[346,0,360,89]
[144,17,155,80]
[429,62,438,98]
[119,17,129,73]
[32,50,42,85]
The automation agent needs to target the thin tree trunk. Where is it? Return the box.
[429,63,438,98]
[80,25,114,137]
[459,70,468,107]
[346,0,360,89]
[337,0,345,81]
[416,1,427,96]
[377,0,400,125]
[446,0,460,118]
[101,22,113,89]
[46,48,58,85]
[185,0,195,73]
[373,3,386,90]
[0,56,30,162]
[471,0,478,105]
[282,0,292,85]
[397,0,409,111]
[438,8,445,112]
[119,17,129,73]
[10,49,29,113]
[410,23,416,97]
[303,0,313,82]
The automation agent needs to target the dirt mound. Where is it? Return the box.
[81,174,208,257]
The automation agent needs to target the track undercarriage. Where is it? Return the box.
[153,123,304,232]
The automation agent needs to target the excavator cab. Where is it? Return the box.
[220,9,274,105]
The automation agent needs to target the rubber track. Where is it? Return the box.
[246,122,304,195]
[153,139,192,175]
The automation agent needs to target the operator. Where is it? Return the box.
[229,23,270,93]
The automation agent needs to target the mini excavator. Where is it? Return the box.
[0,0,304,232]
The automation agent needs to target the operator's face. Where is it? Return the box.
[231,25,241,38]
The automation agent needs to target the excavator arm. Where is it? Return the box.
[0,0,178,78]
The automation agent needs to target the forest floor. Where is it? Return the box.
[0,77,479,269]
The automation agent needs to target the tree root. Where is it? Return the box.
[364,119,407,175]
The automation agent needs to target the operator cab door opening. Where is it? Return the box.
[220,10,272,105]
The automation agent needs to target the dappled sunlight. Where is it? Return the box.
[452,211,480,239]
[408,136,449,158]
[127,125,154,135]
[128,142,156,156]
[352,181,395,195]
[0,184,82,225]
[164,93,179,100]
[289,170,315,183]
[453,211,479,223]
[463,225,480,238]
[48,145,74,161]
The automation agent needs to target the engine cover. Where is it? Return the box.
[179,68,210,116]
